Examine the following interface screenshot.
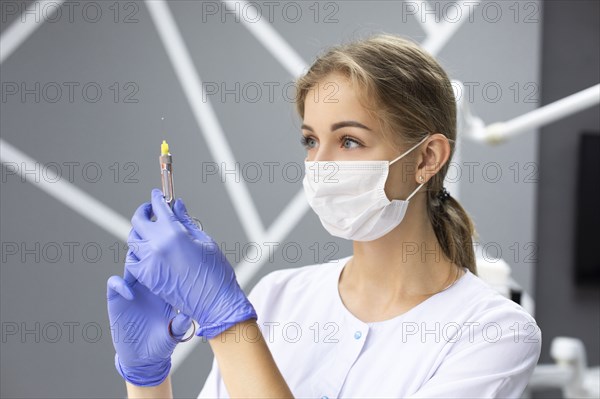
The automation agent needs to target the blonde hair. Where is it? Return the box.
[294,33,478,275]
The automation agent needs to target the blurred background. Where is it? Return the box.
[0,0,598,397]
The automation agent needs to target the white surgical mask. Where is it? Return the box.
[302,135,429,241]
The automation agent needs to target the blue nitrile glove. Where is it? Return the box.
[107,246,193,387]
[126,188,257,338]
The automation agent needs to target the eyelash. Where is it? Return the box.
[300,134,363,150]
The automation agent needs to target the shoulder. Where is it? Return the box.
[442,269,542,363]
[414,267,542,358]
[461,269,538,326]
[408,270,542,396]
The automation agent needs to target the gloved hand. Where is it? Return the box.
[107,246,193,387]
[126,189,257,338]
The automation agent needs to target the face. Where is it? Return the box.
[301,72,422,200]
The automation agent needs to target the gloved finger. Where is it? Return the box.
[127,227,143,248]
[126,234,152,261]
[123,240,154,288]
[107,275,134,301]
[151,188,176,223]
[173,198,202,235]
[170,313,193,338]
[123,228,142,263]
[125,246,139,263]
[123,257,145,291]
[123,239,140,286]
[172,197,190,222]
[131,202,153,239]
[123,266,138,286]
[128,226,142,240]
[123,229,142,286]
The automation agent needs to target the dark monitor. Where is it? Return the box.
[575,132,600,285]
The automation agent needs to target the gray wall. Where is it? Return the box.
[0,1,575,397]
[535,0,600,372]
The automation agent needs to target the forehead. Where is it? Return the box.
[303,73,374,125]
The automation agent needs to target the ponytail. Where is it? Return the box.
[427,187,479,275]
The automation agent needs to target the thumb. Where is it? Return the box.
[173,198,191,223]
[170,313,193,338]
[106,275,134,301]
[173,198,199,233]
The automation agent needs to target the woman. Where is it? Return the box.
[107,33,541,398]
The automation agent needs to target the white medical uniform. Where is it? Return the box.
[198,255,542,398]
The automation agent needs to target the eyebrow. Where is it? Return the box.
[301,120,372,132]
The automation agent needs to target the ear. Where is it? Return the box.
[417,133,452,183]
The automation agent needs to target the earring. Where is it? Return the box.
[419,176,425,183]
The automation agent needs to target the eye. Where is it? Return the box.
[340,135,363,149]
[300,134,317,149]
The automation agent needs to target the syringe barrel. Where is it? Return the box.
[160,154,174,208]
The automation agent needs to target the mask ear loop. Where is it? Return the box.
[389,135,430,201]
[389,135,430,165]
[406,182,425,201]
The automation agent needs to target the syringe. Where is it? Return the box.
[160,140,180,317]
[159,140,203,229]
[160,140,175,209]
